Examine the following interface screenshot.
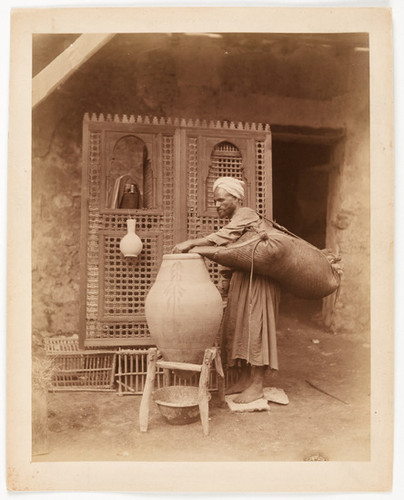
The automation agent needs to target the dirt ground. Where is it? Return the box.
[34,299,370,463]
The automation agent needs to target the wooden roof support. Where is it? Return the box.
[32,33,115,108]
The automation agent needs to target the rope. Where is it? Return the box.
[246,233,268,364]
[261,216,322,251]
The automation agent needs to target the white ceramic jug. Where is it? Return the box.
[119,219,143,257]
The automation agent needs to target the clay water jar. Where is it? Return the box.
[145,254,223,364]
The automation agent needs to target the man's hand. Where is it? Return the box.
[172,240,195,253]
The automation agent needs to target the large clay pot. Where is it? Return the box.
[145,254,223,364]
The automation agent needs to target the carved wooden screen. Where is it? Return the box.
[80,114,272,347]
[80,114,178,347]
[186,122,272,287]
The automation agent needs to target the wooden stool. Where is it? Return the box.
[139,346,224,436]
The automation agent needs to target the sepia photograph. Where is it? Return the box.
[5,3,397,494]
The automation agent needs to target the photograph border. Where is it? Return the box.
[5,4,395,493]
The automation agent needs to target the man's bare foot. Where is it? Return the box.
[225,366,251,395]
[225,378,250,395]
[232,384,264,404]
[232,365,265,404]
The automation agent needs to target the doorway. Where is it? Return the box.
[271,135,334,321]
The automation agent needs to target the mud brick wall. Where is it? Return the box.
[32,33,370,338]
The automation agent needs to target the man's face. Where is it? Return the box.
[214,188,239,219]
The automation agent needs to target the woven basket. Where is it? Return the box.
[44,337,116,391]
[192,221,341,300]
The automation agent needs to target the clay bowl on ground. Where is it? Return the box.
[153,386,210,425]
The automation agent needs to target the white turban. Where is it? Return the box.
[213,177,245,200]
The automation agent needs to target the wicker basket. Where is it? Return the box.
[44,337,116,391]
[115,348,239,395]
[115,348,165,395]
[192,222,341,299]
[43,338,239,394]
[44,336,80,353]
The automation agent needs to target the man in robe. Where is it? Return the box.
[173,177,280,404]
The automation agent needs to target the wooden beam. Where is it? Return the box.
[32,33,115,108]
